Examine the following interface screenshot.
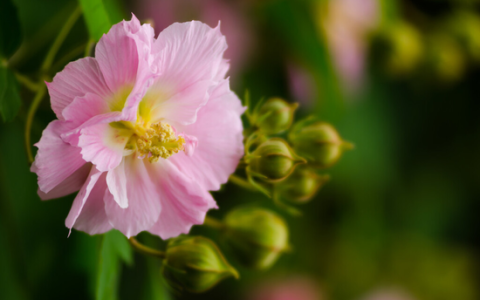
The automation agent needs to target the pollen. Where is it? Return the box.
[133,122,185,162]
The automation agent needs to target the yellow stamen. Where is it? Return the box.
[134,122,185,162]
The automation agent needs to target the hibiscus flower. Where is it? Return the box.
[31,15,245,239]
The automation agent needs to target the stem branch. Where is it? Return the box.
[203,216,224,230]
[40,6,82,73]
[14,73,39,92]
[25,84,46,163]
[229,174,257,191]
[129,237,166,259]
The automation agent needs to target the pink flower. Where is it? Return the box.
[31,15,245,239]
[321,0,379,92]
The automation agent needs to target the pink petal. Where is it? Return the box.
[104,156,162,237]
[95,14,157,120]
[62,93,110,125]
[169,79,245,190]
[72,173,113,235]
[145,79,211,126]
[32,120,86,194]
[147,160,217,240]
[78,122,132,172]
[215,59,230,81]
[65,166,103,230]
[153,21,227,90]
[46,57,110,120]
[38,163,91,200]
[60,111,126,146]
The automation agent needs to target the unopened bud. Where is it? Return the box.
[425,34,465,82]
[162,236,239,293]
[278,166,330,204]
[254,98,298,135]
[289,120,352,168]
[223,206,289,270]
[370,21,423,76]
[248,138,306,182]
[445,10,480,63]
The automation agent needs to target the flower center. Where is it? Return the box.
[117,121,185,162]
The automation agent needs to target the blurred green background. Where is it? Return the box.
[0,0,479,299]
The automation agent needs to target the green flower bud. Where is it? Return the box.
[223,206,289,270]
[370,21,423,76]
[278,166,330,204]
[255,97,298,135]
[289,120,352,168]
[248,138,306,182]
[425,34,465,82]
[445,10,480,63]
[162,236,239,293]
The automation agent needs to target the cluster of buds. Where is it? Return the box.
[368,8,480,83]
[241,96,352,211]
[158,206,291,292]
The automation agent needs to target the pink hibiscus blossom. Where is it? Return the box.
[321,0,379,92]
[31,15,245,239]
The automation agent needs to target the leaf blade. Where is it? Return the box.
[78,0,112,41]
[96,230,132,300]
[0,66,21,122]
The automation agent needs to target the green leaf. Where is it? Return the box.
[103,0,126,24]
[0,66,21,122]
[96,230,133,300]
[78,0,112,41]
[0,0,22,59]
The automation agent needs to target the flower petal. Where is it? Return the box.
[72,173,113,235]
[143,79,211,126]
[62,93,110,125]
[95,14,157,120]
[169,79,245,190]
[153,21,227,88]
[78,122,132,172]
[105,156,162,237]
[32,120,86,194]
[65,166,103,231]
[46,57,110,120]
[37,163,91,200]
[147,160,217,240]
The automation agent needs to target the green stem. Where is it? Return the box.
[14,73,39,92]
[50,43,87,73]
[229,174,257,191]
[84,39,95,57]
[25,84,47,163]
[40,6,82,73]
[203,216,224,230]
[129,237,166,259]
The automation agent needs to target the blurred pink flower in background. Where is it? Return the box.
[32,15,244,239]
[286,62,318,108]
[320,0,379,93]
[132,0,254,81]
[359,288,418,300]
[248,276,323,300]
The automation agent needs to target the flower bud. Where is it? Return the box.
[254,97,298,135]
[424,34,465,82]
[370,21,423,76]
[248,138,306,182]
[277,166,330,204]
[162,236,239,293]
[223,206,289,270]
[445,10,480,63]
[289,120,352,168]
